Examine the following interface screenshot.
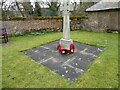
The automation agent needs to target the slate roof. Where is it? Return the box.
[86,0,120,11]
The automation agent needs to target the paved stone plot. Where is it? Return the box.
[23,41,104,82]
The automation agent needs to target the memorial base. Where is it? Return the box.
[57,38,75,54]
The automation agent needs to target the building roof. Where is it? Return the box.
[86,0,120,11]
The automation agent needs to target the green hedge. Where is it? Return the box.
[33,16,87,20]
[2,16,87,21]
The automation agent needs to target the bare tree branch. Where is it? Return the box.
[1,0,8,10]
[15,0,25,17]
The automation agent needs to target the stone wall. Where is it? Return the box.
[1,19,82,36]
[1,10,119,36]
[83,10,120,32]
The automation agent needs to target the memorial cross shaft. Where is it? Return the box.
[60,0,73,40]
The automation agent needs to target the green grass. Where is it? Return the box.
[1,31,118,88]
[0,41,2,90]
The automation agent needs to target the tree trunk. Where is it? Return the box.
[15,0,25,18]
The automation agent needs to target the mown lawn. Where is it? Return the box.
[1,31,118,88]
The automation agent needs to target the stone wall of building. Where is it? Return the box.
[82,10,120,32]
[108,10,119,32]
[1,19,83,36]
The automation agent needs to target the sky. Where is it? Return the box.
[2,0,81,8]
[3,0,120,6]
[2,0,120,9]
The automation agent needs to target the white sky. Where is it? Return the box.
[2,0,120,9]
[2,0,81,8]
[3,0,120,3]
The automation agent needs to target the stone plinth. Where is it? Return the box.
[60,38,73,49]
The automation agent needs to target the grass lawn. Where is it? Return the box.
[1,31,118,88]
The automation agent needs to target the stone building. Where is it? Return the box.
[83,0,120,32]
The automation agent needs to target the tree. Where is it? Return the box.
[15,0,34,18]
[0,0,7,19]
[34,2,41,16]
[15,0,25,17]
[0,0,17,19]
[71,0,97,16]
[0,0,35,19]
[22,1,34,18]
[46,0,61,16]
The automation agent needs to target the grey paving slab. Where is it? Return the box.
[22,41,105,82]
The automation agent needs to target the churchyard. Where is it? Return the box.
[1,31,118,88]
[0,0,119,89]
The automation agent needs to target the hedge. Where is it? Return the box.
[1,16,87,21]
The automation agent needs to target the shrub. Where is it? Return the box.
[10,17,26,21]
[15,31,24,36]
[2,16,87,21]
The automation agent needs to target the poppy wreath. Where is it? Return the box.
[70,44,75,54]
[57,43,75,54]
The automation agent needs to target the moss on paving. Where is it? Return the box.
[1,31,118,88]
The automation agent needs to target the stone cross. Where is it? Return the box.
[60,0,73,40]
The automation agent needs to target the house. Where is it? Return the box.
[83,0,120,32]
